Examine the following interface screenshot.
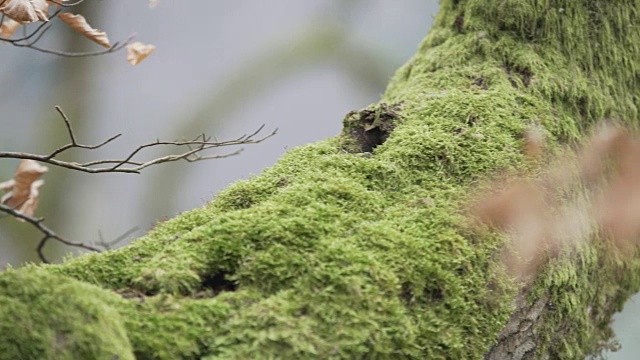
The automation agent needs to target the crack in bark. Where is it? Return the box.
[486,291,550,360]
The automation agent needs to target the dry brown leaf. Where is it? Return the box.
[0,160,48,218]
[17,179,44,218]
[0,18,21,38]
[58,13,110,48]
[0,0,49,24]
[126,42,156,65]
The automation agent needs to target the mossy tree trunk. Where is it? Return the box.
[2,1,640,359]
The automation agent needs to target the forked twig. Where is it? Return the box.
[0,203,100,263]
[97,227,139,250]
[0,6,133,57]
[0,106,275,262]
[0,106,277,174]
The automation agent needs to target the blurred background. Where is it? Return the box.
[0,1,637,358]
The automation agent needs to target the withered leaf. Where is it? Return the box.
[126,42,156,65]
[58,13,110,48]
[0,18,21,38]
[0,160,48,218]
[0,0,49,24]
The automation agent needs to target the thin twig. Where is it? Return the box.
[0,105,275,262]
[47,0,87,7]
[24,37,134,58]
[0,203,100,263]
[0,7,134,58]
[0,106,277,174]
[0,10,59,43]
[97,227,139,250]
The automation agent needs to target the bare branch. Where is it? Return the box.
[0,104,274,261]
[47,0,88,7]
[23,36,134,58]
[0,204,139,262]
[97,227,139,250]
[0,203,100,263]
[0,8,134,58]
[46,105,123,159]
[0,106,277,174]
[0,9,60,43]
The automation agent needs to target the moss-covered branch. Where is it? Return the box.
[3,0,640,358]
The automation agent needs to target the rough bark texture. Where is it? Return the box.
[3,0,640,359]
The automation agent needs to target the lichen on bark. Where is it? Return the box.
[3,0,640,359]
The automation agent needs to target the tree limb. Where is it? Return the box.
[0,106,276,174]
[0,203,99,263]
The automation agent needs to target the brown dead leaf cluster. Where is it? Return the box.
[472,124,640,281]
[0,160,48,218]
[0,0,155,64]
[0,0,49,24]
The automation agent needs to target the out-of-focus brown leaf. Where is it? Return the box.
[0,18,21,38]
[473,181,554,281]
[58,13,110,48]
[0,0,49,24]
[578,124,629,182]
[149,0,159,8]
[0,160,48,218]
[523,126,545,160]
[594,139,640,249]
[126,42,156,65]
[471,124,640,281]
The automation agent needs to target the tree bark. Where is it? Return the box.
[2,1,640,359]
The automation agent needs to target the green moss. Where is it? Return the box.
[0,268,134,360]
[3,0,640,358]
